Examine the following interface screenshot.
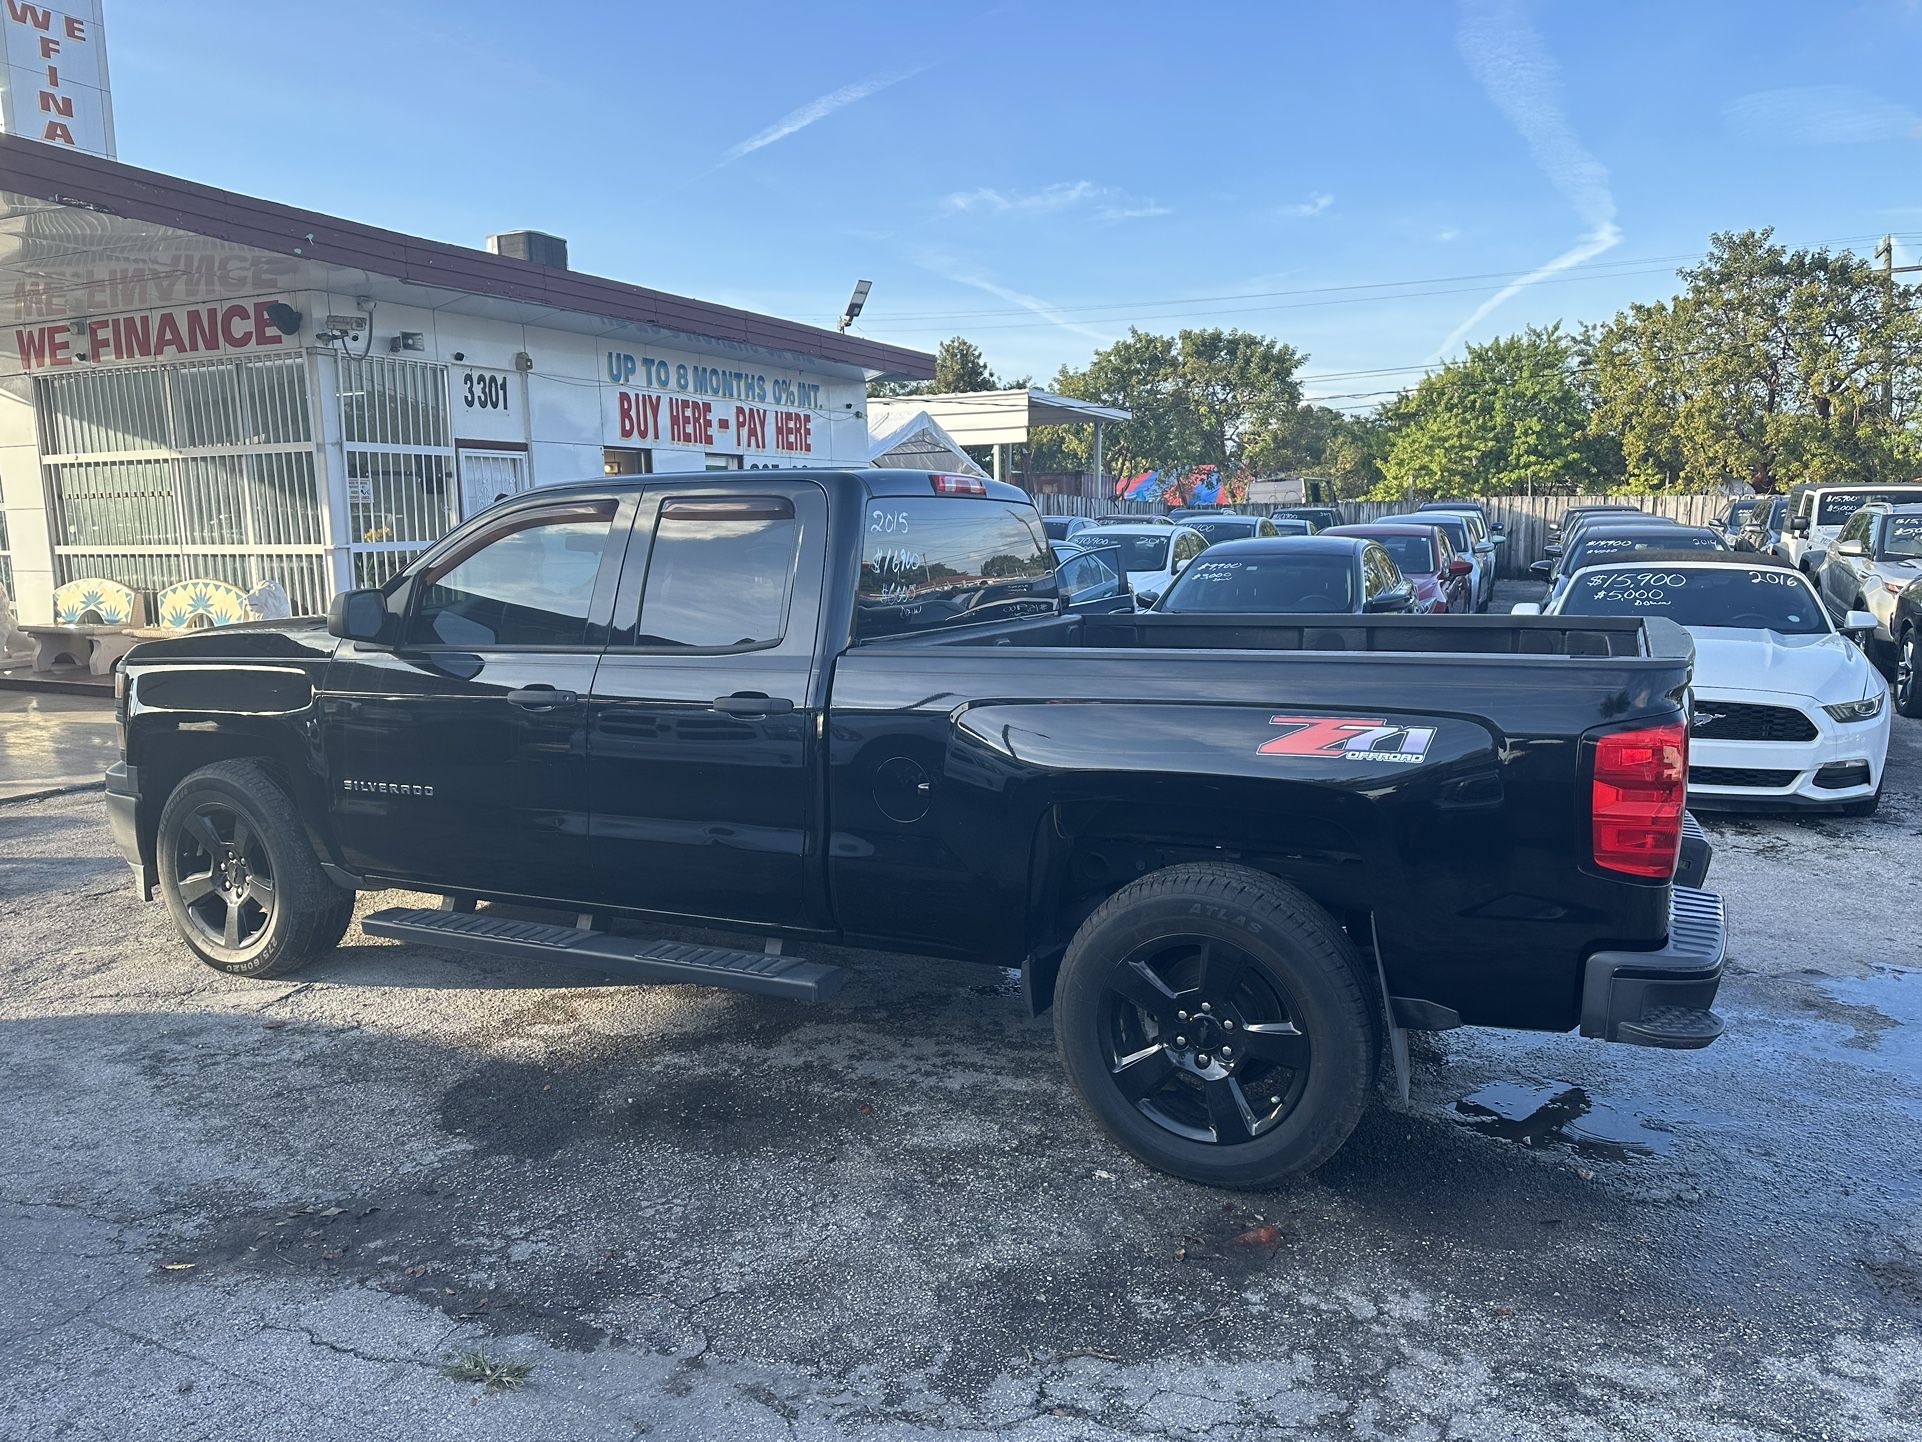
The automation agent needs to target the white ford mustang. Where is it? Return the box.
[1516,555,1893,815]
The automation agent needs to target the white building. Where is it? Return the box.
[0,135,931,621]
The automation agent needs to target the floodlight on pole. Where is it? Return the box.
[837,279,873,333]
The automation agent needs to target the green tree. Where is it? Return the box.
[1038,327,1307,480]
[1374,325,1619,500]
[932,336,999,393]
[1587,229,1922,493]
[868,335,1004,399]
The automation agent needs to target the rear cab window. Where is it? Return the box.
[856,496,1056,640]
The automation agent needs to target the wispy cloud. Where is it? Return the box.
[1435,227,1462,243]
[1440,0,1621,357]
[716,64,927,167]
[942,181,1168,224]
[1725,85,1922,145]
[1285,193,1335,218]
[926,261,1114,344]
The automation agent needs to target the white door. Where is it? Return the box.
[457,449,530,521]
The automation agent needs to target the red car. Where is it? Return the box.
[1321,523,1474,613]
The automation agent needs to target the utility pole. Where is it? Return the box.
[1876,235,1922,420]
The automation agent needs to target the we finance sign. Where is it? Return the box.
[7,300,294,373]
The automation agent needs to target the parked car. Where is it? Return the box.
[1532,522,1726,605]
[1087,513,1173,527]
[1418,501,1507,557]
[1089,522,1211,608]
[1546,503,1642,553]
[1549,510,1674,563]
[1518,552,1889,814]
[1050,539,1135,613]
[107,468,1730,1188]
[1041,516,1085,543]
[1780,483,1922,575]
[1268,517,1314,537]
[1182,513,1282,545]
[1266,506,1340,532]
[1713,496,1759,547]
[1814,502,1922,664]
[1373,511,1494,611]
[1322,522,1473,612]
[1893,563,1922,718]
[1152,535,1415,615]
[1736,496,1790,555]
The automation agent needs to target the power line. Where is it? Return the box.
[858,232,1917,331]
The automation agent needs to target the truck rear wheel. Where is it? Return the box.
[1054,864,1379,1188]
[156,760,354,979]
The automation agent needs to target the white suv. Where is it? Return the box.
[1780,483,1922,575]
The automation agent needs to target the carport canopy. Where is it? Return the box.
[865,388,1131,481]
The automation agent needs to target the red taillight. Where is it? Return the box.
[930,473,988,496]
[1591,722,1687,879]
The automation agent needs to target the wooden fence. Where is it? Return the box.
[1029,490,1737,577]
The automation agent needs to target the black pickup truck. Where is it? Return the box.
[105,470,1725,1187]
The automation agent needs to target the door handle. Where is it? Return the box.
[506,686,579,709]
[712,693,794,716]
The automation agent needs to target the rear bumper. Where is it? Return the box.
[1579,886,1726,1049]
[103,761,153,899]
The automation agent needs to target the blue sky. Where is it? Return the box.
[110,1,1922,405]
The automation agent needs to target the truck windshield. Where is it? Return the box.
[1817,489,1922,525]
[1160,554,1356,613]
[1559,565,1828,634]
[856,497,1056,639]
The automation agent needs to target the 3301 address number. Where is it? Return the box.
[460,371,510,411]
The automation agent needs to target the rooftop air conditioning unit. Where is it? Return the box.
[486,230,568,270]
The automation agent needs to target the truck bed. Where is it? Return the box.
[886,610,1690,660]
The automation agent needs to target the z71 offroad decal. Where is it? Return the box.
[1258,715,1437,766]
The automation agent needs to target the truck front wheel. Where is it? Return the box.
[1054,864,1379,1188]
[156,760,355,978]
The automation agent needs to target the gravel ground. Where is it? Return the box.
[2,666,1918,1440]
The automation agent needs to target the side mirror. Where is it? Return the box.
[1448,558,1476,579]
[1835,539,1868,558]
[1527,559,1552,579]
[1365,587,1413,613]
[1545,544,1563,558]
[327,587,390,644]
[1511,602,1543,616]
[1490,521,1506,534]
[1842,609,1877,636]
[1789,515,1810,536]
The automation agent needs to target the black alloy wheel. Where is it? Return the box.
[1054,864,1378,1187]
[173,801,277,952]
[1102,937,1311,1146]
[156,759,355,978]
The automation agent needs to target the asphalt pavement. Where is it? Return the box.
[2,616,1918,1441]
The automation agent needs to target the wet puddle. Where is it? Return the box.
[1814,965,1922,1078]
[1452,1080,1673,1160]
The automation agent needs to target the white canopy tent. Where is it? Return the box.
[865,408,988,479]
[865,388,1131,484]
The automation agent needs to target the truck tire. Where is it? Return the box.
[1054,864,1379,1189]
[156,760,355,978]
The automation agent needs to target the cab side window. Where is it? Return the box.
[632,496,800,650]
[407,503,616,648]
[1840,510,1874,548]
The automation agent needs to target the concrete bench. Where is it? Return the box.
[17,579,146,676]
